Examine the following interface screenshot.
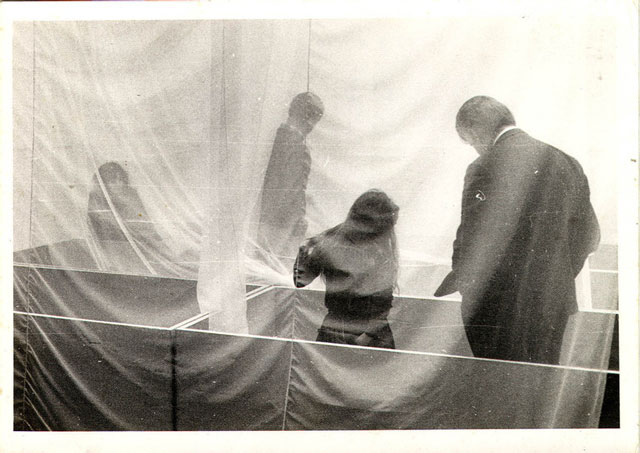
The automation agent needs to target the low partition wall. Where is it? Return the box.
[13,266,617,431]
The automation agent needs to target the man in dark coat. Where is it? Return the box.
[257,92,324,259]
[435,96,600,364]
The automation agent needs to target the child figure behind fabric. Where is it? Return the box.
[293,189,399,349]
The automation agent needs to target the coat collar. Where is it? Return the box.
[493,126,520,146]
[479,127,523,160]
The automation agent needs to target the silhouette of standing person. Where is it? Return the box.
[88,161,162,274]
[257,92,324,260]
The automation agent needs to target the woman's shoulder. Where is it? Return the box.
[305,224,341,244]
[297,225,348,263]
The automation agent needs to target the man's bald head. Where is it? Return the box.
[456,96,516,155]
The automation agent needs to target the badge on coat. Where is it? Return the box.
[475,190,486,201]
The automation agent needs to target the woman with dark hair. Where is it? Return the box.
[293,189,400,349]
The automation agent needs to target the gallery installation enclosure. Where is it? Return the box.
[11,16,625,431]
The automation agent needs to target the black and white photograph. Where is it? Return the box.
[1,1,638,452]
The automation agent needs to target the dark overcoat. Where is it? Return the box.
[438,129,600,364]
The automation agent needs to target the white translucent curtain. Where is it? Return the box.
[14,17,618,294]
[303,18,617,297]
[196,20,310,331]
[296,18,618,378]
[13,18,617,348]
[11,20,309,331]
[13,21,211,278]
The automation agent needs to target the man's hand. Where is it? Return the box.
[434,271,458,297]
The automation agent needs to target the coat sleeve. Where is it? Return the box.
[568,166,601,276]
[450,155,535,298]
[434,170,481,297]
[293,237,323,288]
[448,161,493,296]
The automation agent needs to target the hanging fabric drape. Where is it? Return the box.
[196,20,312,332]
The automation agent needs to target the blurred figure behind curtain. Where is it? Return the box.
[294,189,399,349]
[435,96,600,364]
[88,161,163,274]
[256,92,324,264]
